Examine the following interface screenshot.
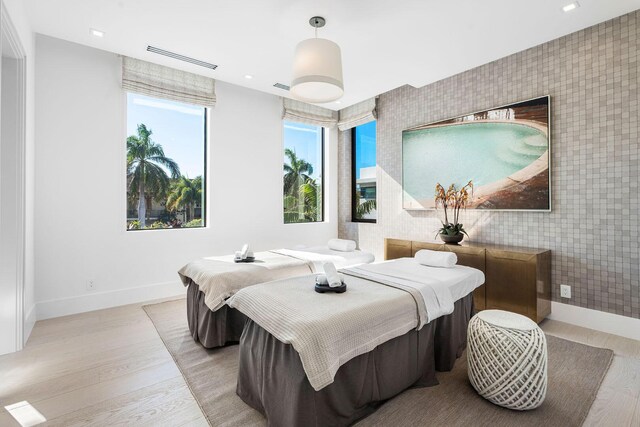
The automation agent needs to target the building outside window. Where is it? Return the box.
[126,92,207,230]
[283,121,324,223]
[352,121,377,222]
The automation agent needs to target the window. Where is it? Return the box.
[283,121,324,223]
[352,121,377,222]
[126,93,207,230]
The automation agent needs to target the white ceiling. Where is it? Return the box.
[26,0,640,110]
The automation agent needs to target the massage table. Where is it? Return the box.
[227,258,485,426]
[178,246,375,348]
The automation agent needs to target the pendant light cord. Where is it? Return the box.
[310,16,324,38]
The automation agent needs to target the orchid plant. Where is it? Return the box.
[434,181,473,238]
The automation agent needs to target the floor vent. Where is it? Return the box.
[146,46,217,70]
[273,83,290,91]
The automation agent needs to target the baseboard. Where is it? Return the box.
[36,281,186,320]
[24,304,36,343]
[549,301,640,342]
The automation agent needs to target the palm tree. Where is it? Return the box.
[284,148,315,220]
[283,178,321,223]
[300,178,321,220]
[354,191,377,219]
[166,176,203,222]
[283,148,313,196]
[127,124,180,227]
[283,194,301,223]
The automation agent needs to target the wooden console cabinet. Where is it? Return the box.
[384,238,551,323]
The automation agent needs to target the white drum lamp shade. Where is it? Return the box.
[291,38,344,103]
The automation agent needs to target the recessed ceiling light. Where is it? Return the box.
[90,28,105,37]
[244,75,253,79]
[562,2,579,12]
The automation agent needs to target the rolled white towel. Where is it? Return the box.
[235,249,253,259]
[328,238,356,252]
[315,273,344,285]
[415,249,457,268]
[323,262,343,288]
[240,243,250,260]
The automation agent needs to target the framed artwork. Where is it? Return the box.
[402,96,550,211]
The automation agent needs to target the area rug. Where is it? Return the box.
[143,299,613,427]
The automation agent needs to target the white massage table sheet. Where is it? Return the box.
[272,246,375,270]
[178,247,375,311]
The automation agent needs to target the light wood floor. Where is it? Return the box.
[1,300,639,427]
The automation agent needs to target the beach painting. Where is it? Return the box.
[402,96,550,211]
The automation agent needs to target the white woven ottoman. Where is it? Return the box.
[467,310,548,410]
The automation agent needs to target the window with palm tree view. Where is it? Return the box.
[283,121,324,223]
[126,93,206,230]
[352,121,377,221]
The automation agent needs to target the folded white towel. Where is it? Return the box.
[240,244,250,260]
[315,273,345,285]
[415,249,457,268]
[328,238,357,252]
[323,262,343,288]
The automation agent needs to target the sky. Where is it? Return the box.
[127,93,205,178]
[283,121,323,179]
[354,120,377,179]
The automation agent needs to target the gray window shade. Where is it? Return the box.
[282,98,338,128]
[337,98,377,131]
[122,57,216,107]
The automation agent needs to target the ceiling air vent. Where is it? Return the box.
[146,46,218,70]
[273,83,290,91]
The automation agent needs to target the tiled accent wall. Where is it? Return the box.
[339,11,639,319]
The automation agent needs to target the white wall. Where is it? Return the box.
[1,0,36,346]
[0,56,20,355]
[34,35,338,319]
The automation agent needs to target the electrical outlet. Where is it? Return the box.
[86,279,96,291]
[560,284,571,299]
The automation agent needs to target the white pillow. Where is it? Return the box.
[415,249,457,268]
[328,238,357,252]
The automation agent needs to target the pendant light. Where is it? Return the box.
[291,16,344,103]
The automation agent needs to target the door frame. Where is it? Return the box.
[1,0,27,351]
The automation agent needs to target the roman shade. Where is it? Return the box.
[122,57,216,107]
[282,98,339,128]
[337,97,377,131]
